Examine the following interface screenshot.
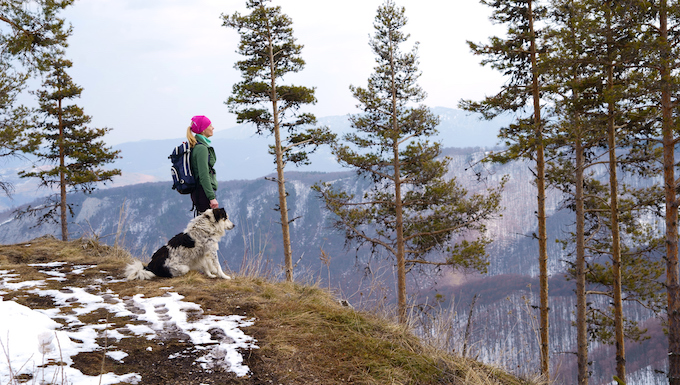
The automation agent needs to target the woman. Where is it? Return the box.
[187,115,218,214]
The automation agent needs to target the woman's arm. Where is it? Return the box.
[192,145,216,202]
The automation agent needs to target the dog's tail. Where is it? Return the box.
[124,260,156,281]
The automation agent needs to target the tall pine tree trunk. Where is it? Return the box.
[58,98,67,241]
[574,103,588,385]
[660,1,680,382]
[605,2,625,380]
[267,21,293,282]
[607,84,625,383]
[528,0,549,378]
[273,98,293,282]
[394,134,406,324]
[388,30,407,324]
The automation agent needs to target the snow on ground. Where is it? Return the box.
[0,262,257,384]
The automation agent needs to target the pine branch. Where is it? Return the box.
[404,259,454,267]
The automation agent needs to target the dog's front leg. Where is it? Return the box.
[207,252,230,279]
[215,261,231,280]
[202,256,218,278]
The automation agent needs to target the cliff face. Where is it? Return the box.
[0,147,667,385]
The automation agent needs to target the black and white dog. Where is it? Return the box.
[125,208,235,280]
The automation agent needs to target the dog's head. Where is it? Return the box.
[205,208,235,231]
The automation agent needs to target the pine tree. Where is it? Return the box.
[646,1,680,381]
[542,1,607,382]
[611,1,680,381]
[314,0,504,324]
[223,0,333,282]
[594,1,663,380]
[17,57,120,241]
[0,0,73,196]
[460,0,551,376]
[602,1,626,378]
[555,1,657,381]
[545,1,666,382]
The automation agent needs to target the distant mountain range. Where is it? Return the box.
[0,107,510,211]
[107,107,511,184]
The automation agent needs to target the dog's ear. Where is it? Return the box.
[213,208,228,222]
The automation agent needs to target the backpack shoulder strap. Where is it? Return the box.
[194,142,211,163]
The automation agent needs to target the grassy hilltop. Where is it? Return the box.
[0,236,538,385]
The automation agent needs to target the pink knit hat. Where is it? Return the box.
[190,115,211,134]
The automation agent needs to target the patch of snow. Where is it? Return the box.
[127,324,157,338]
[0,263,258,384]
[106,350,129,361]
[71,264,97,274]
[42,271,68,281]
[127,292,256,376]
[28,262,67,267]
[1,279,46,291]
[0,300,139,385]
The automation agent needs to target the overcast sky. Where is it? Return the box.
[59,0,506,145]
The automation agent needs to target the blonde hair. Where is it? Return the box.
[186,127,197,147]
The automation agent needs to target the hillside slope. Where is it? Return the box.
[0,236,533,385]
[0,148,668,384]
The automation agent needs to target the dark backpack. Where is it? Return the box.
[170,142,207,194]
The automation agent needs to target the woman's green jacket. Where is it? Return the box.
[190,136,217,200]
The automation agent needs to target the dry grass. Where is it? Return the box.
[0,236,544,385]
